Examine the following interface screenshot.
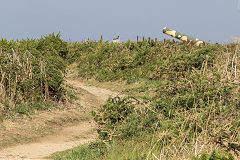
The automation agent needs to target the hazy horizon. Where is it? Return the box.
[0,0,240,43]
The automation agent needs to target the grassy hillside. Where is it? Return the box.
[1,35,239,159]
[54,40,240,159]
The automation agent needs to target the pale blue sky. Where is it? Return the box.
[0,0,239,43]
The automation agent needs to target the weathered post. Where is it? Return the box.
[231,44,235,54]
[183,40,186,46]
[191,41,194,51]
[216,43,219,58]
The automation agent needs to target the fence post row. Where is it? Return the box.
[99,35,237,55]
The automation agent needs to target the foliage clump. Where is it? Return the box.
[0,33,67,117]
[92,96,159,140]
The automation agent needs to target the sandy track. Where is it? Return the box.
[66,79,119,103]
[0,121,96,160]
[0,78,118,160]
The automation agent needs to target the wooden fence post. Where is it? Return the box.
[191,41,194,51]
[216,42,219,58]
[231,44,235,54]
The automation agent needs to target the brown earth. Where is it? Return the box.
[0,78,120,160]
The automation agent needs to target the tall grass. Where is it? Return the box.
[0,33,67,118]
[0,50,47,105]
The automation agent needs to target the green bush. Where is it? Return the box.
[0,33,67,116]
[152,72,235,114]
[92,96,159,140]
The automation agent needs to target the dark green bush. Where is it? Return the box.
[92,96,159,140]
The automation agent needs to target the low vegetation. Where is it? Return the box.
[55,40,240,159]
[1,35,240,159]
[0,33,68,119]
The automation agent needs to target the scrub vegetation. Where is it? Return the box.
[1,35,240,159]
[0,33,68,119]
[56,39,240,159]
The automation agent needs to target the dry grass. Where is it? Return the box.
[0,49,49,107]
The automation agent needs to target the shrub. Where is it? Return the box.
[0,33,67,116]
[92,96,159,140]
[152,72,235,114]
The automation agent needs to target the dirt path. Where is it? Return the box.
[66,79,119,104]
[0,121,96,160]
[0,78,119,160]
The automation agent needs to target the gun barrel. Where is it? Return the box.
[163,27,203,46]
